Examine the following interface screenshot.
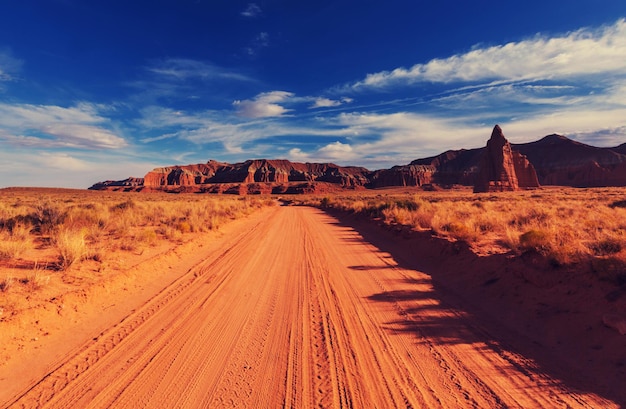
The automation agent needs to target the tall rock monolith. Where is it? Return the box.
[473,125,540,193]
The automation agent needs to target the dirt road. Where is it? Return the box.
[4,206,616,408]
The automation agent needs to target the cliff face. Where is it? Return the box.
[90,127,626,193]
[141,159,371,189]
[368,165,435,188]
[514,135,626,187]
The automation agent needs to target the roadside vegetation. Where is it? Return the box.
[308,187,626,286]
[0,188,273,296]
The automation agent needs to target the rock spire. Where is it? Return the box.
[473,125,540,193]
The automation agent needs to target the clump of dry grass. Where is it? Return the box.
[21,263,50,291]
[0,275,14,292]
[54,227,87,270]
[0,224,32,260]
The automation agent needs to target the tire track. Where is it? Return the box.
[4,206,618,409]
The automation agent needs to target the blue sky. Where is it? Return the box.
[1,1,626,188]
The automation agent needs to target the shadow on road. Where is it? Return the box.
[323,207,626,406]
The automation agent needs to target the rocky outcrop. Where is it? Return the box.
[88,177,144,191]
[473,125,540,193]
[103,159,372,194]
[411,149,483,186]
[368,164,435,188]
[514,135,626,187]
[90,127,626,193]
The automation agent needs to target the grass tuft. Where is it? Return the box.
[54,228,87,270]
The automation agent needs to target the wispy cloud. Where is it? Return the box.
[0,102,127,149]
[128,58,256,104]
[145,58,254,82]
[0,49,22,83]
[241,3,262,18]
[351,19,626,90]
[245,32,270,56]
[233,91,293,118]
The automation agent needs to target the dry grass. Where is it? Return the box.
[0,188,274,292]
[309,187,626,282]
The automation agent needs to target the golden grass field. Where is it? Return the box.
[301,186,626,286]
[3,186,626,315]
[0,188,274,329]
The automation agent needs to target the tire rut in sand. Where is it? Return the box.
[4,206,619,409]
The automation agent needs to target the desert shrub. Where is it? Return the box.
[138,228,158,245]
[22,263,50,291]
[111,199,136,212]
[519,229,551,253]
[31,201,66,234]
[0,240,26,260]
[54,228,87,270]
[509,209,549,228]
[0,275,14,292]
[609,200,626,209]
[0,227,31,260]
[176,221,192,233]
[320,196,333,208]
[588,238,623,256]
[438,221,477,242]
[394,199,419,211]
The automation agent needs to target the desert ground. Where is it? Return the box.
[1,187,625,408]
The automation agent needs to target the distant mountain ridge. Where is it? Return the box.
[90,131,626,193]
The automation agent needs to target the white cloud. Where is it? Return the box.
[41,124,126,149]
[0,102,127,149]
[318,141,354,158]
[0,50,22,83]
[310,97,354,109]
[241,3,262,18]
[0,148,158,189]
[233,91,294,118]
[41,152,90,171]
[352,19,626,89]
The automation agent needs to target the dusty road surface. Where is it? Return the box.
[3,206,617,408]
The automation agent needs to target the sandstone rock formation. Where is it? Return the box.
[368,164,435,188]
[90,128,626,193]
[473,125,540,193]
[92,159,372,194]
[515,135,626,187]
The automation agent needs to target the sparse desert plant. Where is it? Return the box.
[138,228,158,245]
[519,229,552,254]
[31,200,66,234]
[0,275,14,292]
[0,227,31,260]
[589,238,623,256]
[22,263,50,291]
[54,227,87,270]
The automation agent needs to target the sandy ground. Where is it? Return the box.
[1,205,622,408]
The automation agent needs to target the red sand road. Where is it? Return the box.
[3,206,617,408]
